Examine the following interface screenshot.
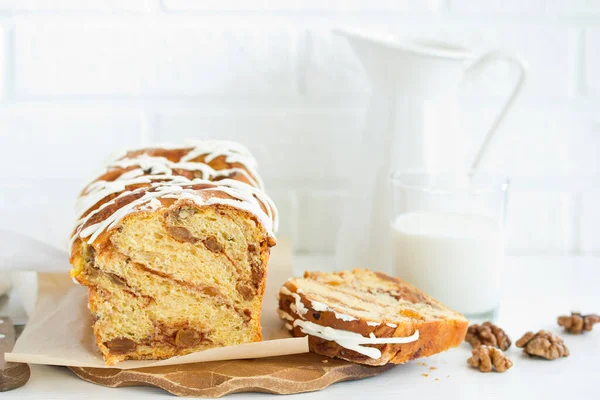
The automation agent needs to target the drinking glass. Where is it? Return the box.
[390,172,509,320]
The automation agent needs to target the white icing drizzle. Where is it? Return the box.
[334,312,358,322]
[204,179,277,232]
[180,140,257,166]
[180,140,264,189]
[290,294,309,316]
[213,167,262,189]
[279,286,293,296]
[280,286,309,316]
[310,301,328,312]
[118,168,145,180]
[71,276,80,285]
[110,155,212,177]
[75,147,265,222]
[308,299,358,322]
[281,287,360,323]
[277,309,295,322]
[71,141,279,246]
[293,319,419,359]
[75,174,186,221]
[74,179,277,245]
[285,323,293,331]
[279,285,417,359]
[109,155,264,188]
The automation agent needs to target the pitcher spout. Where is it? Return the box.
[334,28,470,97]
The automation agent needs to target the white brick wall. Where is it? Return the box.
[0,1,598,256]
[581,192,600,253]
[0,105,143,180]
[161,0,441,13]
[0,27,5,99]
[15,20,298,97]
[449,0,545,14]
[546,0,600,15]
[584,28,600,96]
[0,0,145,13]
[152,110,361,183]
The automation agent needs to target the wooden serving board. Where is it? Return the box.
[0,317,31,392]
[69,352,395,397]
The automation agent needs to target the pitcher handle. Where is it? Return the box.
[463,51,528,176]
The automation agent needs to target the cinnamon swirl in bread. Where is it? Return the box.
[70,141,277,365]
[278,269,468,366]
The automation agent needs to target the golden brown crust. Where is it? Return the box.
[71,187,271,255]
[99,147,259,188]
[76,145,258,221]
[71,142,277,251]
[71,183,275,249]
[73,202,271,365]
[278,269,468,366]
[70,142,275,365]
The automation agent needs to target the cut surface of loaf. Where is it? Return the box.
[70,141,277,365]
[278,269,468,366]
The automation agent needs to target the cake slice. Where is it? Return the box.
[277,269,468,366]
[70,141,277,365]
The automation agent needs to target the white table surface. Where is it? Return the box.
[5,255,599,399]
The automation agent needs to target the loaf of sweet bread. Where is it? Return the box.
[70,141,278,365]
[278,269,468,366]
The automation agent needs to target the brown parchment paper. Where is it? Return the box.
[6,239,308,369]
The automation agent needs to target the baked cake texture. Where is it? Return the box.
[69,141,278,365]
[278,269,468,366]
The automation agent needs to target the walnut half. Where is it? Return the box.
[465,321,511,351]
[516,330,569,360]
[558,312,600,334]
[105,337,137,354]
[467,345,513,373]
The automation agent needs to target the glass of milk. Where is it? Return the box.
[390,173,509,320]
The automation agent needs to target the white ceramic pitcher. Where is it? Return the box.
[333,29,527,272]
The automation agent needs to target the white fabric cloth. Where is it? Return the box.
[0,278,11,297]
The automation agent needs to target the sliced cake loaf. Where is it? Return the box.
[70,141,277,365]
[278,269,468,366]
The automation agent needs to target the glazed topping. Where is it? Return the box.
[179,139,259,167]
[293,319,419,359]
[71,141,277,246]
[278,284,419,359]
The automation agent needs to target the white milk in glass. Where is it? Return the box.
[391,211,504,316]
